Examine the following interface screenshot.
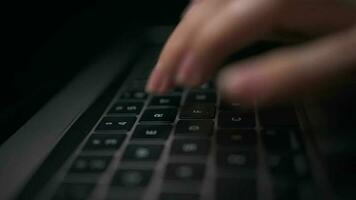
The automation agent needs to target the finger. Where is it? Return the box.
[146,0,223,94]
[181,0,204,18]
[275,0,356,38]
[175,0,279,87]
[218,26,356,106]
[257,1,356,44]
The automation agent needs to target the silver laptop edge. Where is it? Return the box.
[0,42,136,200]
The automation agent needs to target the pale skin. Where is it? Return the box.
[145,0,356,105]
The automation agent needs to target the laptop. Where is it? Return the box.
[1,1,355,200]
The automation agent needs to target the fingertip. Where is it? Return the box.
[145,66,164,94]
[217,67,261,105]
[175,54,207,87]
[158,75,175,94]
[217,68,242,102]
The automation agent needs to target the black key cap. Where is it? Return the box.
[220,102,243,111]
[160,87,183,95]
[185,92,216,104]
[109,102,143,115]
[122,144,164,161]
[150,96,181,107]
[273,178,300,200]
[175,120,214,137]
[327,155,356,194]
[274,187,299,200]
[259,105,298,127]
[180,104,215,119]
[120,90,147,100]
[70,156,112,173]
[216,129,256,148]
[217,149,256,171]
[159,193,200,200]
[216,178,256,200]
[197,81,214,90]
[171,139,210,156]
[112,169,153,187]
[266,153,297,178]
[140,108,177,123]
[165,163,205,181]
[262,129,299,152]
[96,117,136,131]
[218,111,255,128]
[172,87,183,93]
[52,183,94,200]
[131,125,172,140]
[219,102,241,111]
[83,134,126,151]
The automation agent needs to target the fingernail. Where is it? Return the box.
[145,67,163,93]
[218,68,254,104]
[156,75,170,94]
[218,62,269,106]
[218,71,242,96]
[176,54,201,86]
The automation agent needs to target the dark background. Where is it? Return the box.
[1,0,188,144]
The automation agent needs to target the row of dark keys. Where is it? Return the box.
[119,90,215,103]
[53,85,218,200]
[97,105,296,131]
[53,77,312,200]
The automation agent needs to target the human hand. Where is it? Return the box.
[145,0,356,105]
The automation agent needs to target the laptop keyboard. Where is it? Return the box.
[35,47,317,200]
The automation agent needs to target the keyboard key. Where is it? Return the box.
[171,139,210,156]
[131,125,172,140]
[172,87,183,93]
[266,153,297,178]
[273,179,299,200]
[70,156,112,173]
[326,155,356,192]
[96,117,136,131]
[259,105,298,127]
[165,163,206,181]
[180,104,215,119]
[161,87,183,95]
[159,193,200,200]
[262,129,299,152]
[140,108,177,123]
[185,92,216,104]
[120,90,147,100]
[106,190,142,200]
[216,178,256,200]
[109,102,143,115]
[122,144,164,161]
[175,120,214,137]
[150,96,181,107]
[216,129,256,148]
[217,149,256,171]
[219,102,243,111]
[112,169,153,187]
[52,183,94,200]
[83,134,126,151]
[218,111,255,128]
[197,81,214,90]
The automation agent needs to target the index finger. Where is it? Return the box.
[145,0,223,94]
